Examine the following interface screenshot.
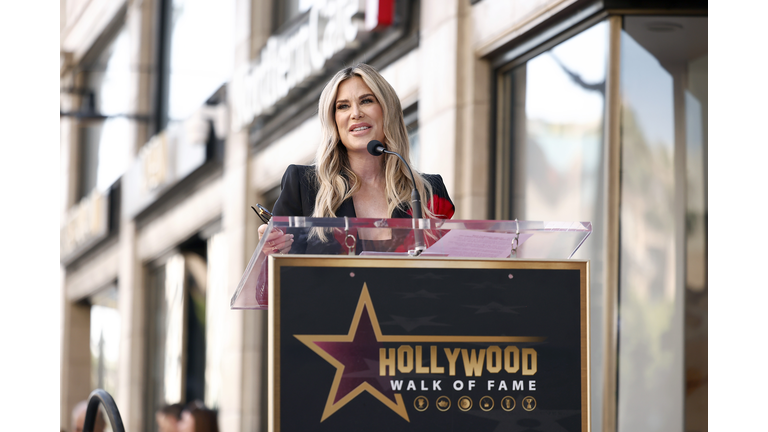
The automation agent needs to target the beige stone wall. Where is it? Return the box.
[418,0,489,219]
[61,0,128,64]
[418,0,459,198]
[456,0,492,220]
[472,0,579,56]
[60,297,92,431]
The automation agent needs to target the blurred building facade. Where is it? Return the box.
[59,0,707,431]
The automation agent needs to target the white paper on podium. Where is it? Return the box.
[426,230,532,258]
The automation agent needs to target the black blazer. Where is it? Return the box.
[273,164,454,218]
[271,164,455,254]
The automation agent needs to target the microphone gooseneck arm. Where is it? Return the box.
[367,140,426,255]
[384,150,422,217]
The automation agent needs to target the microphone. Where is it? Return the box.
[367,140,386,156]
[367,140,425,255]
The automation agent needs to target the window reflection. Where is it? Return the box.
[145,244,212,432]
[204,233,227,409]
[80,26,133,197]
[511,22,606,221]
[502,20,608,432]
[90,285,120,397]
[618,30,677,431]
[163,254,186,404]
[618,16,707,432]
[165,0,235,124]
[404,106,420,171]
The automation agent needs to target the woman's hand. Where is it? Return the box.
[258,224,294,255]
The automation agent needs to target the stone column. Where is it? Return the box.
[116,219,143,432]
[59,44,90,432]
[60,295,91,431]
[217,0,271,431]
[456,0,491,219]
[115,1,156,429]
[420,0,488,219]
[419,0,460,200]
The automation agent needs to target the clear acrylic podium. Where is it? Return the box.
[230,217,591,310]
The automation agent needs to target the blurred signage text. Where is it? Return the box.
[61,188,109,262]
[231,0,396,131]
[123,103,227,219]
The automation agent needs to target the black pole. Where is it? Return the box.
[383,149,426,254]
[83,389,125,432]
[366,140,426,255]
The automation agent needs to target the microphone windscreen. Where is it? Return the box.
[367,140,384,156]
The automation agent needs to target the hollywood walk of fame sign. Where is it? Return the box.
[268,256,590,432]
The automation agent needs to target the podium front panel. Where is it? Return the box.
[268,256,590,432]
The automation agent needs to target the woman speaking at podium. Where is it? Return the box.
[258,63,455,254]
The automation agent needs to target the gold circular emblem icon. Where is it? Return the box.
[479,396,494,411]
[436,396,451,412]
[522,396,536,411]
[458,396,472,411]
[501,396,516,411]
[414,396,429,412]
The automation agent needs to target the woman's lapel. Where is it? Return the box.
[337,198,356,217]
[392,205,410,219]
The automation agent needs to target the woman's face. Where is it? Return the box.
[334,76,385,153]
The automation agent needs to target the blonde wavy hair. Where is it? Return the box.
[312,63,436,224]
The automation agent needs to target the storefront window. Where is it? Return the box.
[79,25,133,199]
[145,255,187,432]
[497,20,609,431]
[163,254,187,404]
[90,285,120,396]
[496,14,707,431]
[145,242,210,432]
[162,0,235,127]
[204,232,227,409]
[404,105,420,170]
[617,16,707,432]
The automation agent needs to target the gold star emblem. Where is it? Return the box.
[295,284,410,421]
